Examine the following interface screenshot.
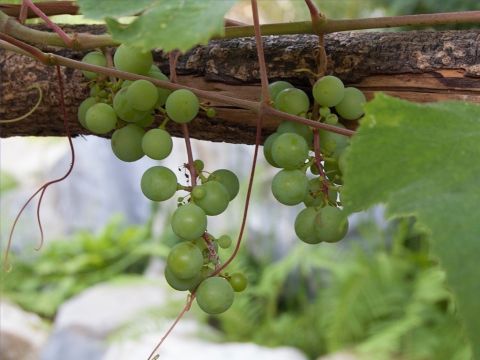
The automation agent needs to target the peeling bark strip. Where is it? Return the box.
[1,26,479,143]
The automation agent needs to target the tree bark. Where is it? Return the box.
[1,26,479,144]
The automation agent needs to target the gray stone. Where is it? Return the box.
[0,301,49,360]
[54,279,169,337]
[104,319,307,360]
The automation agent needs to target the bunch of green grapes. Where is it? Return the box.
[264,75,364,244]
[77,45,245,314]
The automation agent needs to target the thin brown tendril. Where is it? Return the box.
[0,84,42,123]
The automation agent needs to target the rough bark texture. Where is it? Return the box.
[1,25,480,144]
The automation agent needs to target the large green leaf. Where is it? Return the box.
[78,0,237,52]
[342,94,480,358]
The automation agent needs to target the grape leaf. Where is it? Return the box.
[78,0,237,52]
[342,94,480,357]
[77,0,154,19]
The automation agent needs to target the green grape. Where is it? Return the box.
[277,121,313,146]
[310,163,320,175]
[268,81,293,101]
[77,97,96,128]
[271,169,308,206]
[85,103,117,134]
[111,124,145,162]
[217,235,232,249]
[167,242,203,279]
[229,273,247,292]
[141,166,177,201]
[121,80,133,88]
[338,150,348,175]
[126,80,158,111]
[304,177,324,207]
[193,159,204,172]
[319,124,349,159]
[263,133,281,168]
[171,203,207,240]
[164,266,202,291]
[271,133,309,170]
[208,169,239,201]
[206,108,216,118]
[148,65,172,107]
[141,128,173,160]
[136,113,154,128]
[335,87,366,120]
[113,87,149,123]
[314,206,349,243]
[81,51,107,79]
[274,88,310,115]
[89,84,101,97]
[319,106,331,118]
[294,207,321,244]
[312,75,345,107]
[165,89,199,123]
[192,181,230,216]
[324,113,339,125]
[324,158,342,184]
[196,277,234,314]
[191,186,206,200]
[113,44,152,75]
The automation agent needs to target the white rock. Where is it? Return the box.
[54,279,169,337]
[104,319,307,360]
[0,301,49,360]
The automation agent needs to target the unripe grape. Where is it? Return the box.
[126,79,158,111]
[312,75,345,107]
[263,133,281,168]
[85,103,117,134]
[295,207,320,244]
[81,51,107,79]
[193,159,205,172]
[229,273,248,292]
[303,178,325,207]
[148,65,172,107]
[271,169,308,206]
[277,121,313,146]
[217,235,232,249]
[164,265,202,291]
[314,206,349,243]
[208,169,240,201]
[274,88,310,115]
[165,89,199,123]
[335,87,366,120]
[141,166,177,201]
[167,242,203,279]
[271,133,309,169]
[142,128,173,160]
[324,114,339,125]
[268,81,293,102]
[113,87,149,123]
[319,106,331,118]
[193,181,230,216]
[77,97,97,128]
[114,44,153,75]
[111,124,145,162]
[319,124,349,159]
[171,203,207,240]
[191,186,206,200]
[196,277,234,314]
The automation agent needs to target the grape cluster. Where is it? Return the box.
[77,45,246,314]
[264,76,365,244]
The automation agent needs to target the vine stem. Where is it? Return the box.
[146,294,196,360]
[0,38,355,137]
[2,64,75,271]
[1,10,479,50]
[213,0,266,275]
[19,0,73,47]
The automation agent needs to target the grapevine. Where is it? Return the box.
[1,1,480,359]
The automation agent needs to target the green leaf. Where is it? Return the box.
[342,94,480,357]
[79,0,237,52]
[77,0,154,19]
